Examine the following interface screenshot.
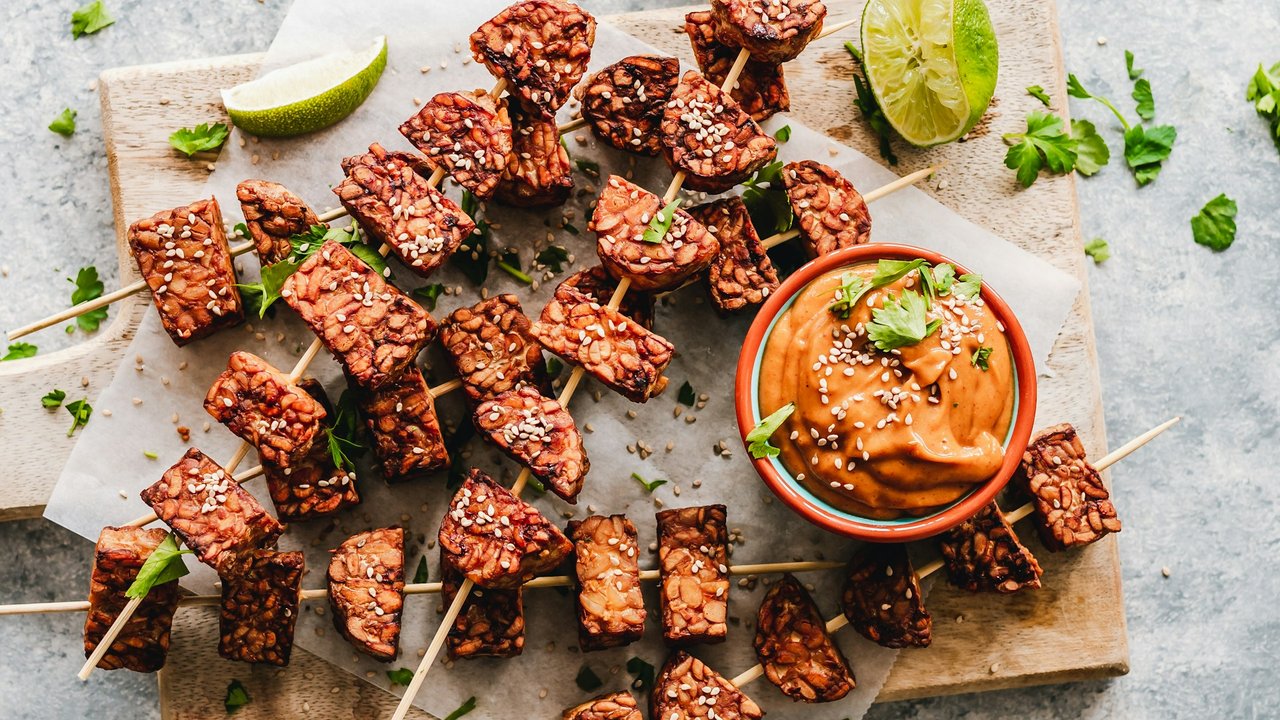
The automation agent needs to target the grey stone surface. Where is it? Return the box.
[0,0,1277,719]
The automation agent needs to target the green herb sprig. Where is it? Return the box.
[125,533,191,599]
[169,123,229,157]
[747,403,795,459]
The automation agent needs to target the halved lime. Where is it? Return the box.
[222,35,388,138]
[860,0,998,147]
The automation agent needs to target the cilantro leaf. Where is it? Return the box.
[168,123,229,157]
[535,245,570,273]
[576,665,604,692]
[677,381,696,407]
[444,697,477,720]
[1125,50,1143,80]
[1246,62,1280,154]
[1190,194,1238,251]
[871,258,928,287]
[1003,111,1077,187]
[627,657,656,691]
[238,259,301,319]
[126,533,190,599]
[386,668,414,687]
[930,263,956,295]
[325,390,365,471]
[642,199,683,244]
[1084,237,1111,263]
[1070,118,1110,176]
[866,291,941,351]
[3,342,37,361]
[71,1,115,38]
[347,242,389,278]
[1067,74,1131,129]
[49,108,77,137]
[631,472,667,493]
[1123,124,1176,186]
[845,41,898,165]
[224,679,250,713]
[453,192,491,285]
[42,389,66,409]
[411,284,444,311]
[747,403,795,459]
[953,273,983,300]
[971,346,993,371]
[1026,85,1051,107]
[496,248,533,284]
[773,124,792,142]
[65,398,92,436]
[741,161,795,234]
[828,272,869,319]
[412,556,429,584]
[1132,78,1155,120]
[67,266,108,332]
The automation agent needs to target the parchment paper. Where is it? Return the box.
[45,1,1079,717]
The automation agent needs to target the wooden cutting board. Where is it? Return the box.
[0,0,1126,716]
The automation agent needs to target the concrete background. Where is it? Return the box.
[0,0,1276,718]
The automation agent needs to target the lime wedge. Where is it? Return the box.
[222,35,388,138]
[860,0,998,147]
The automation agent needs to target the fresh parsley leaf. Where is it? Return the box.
[287,224,347,262]
[1003,111,1077,187]
[1246,62,1280,154]
[347,242,389,278]
[49,108,77,137]
[412,284,444,311]
[68,266,108,332]
[386,668,414,687]
[168,123,229,157]
[871,259,928,288]
[453,192,491,285]
[575,665,604,692]
[774,124,792,142]
[497,248,533,284]
[866,291,941,351]
[1067,73,1131,129]
[845,41,898,165]
[930,263,956,295]
[1084,237,1111,263]
[412,556,429,584]
[42,389,66,409]
[233,222,250,239]
[1123,124,1176,186]
[677,381,696,407]
[627,657,656,691]
[642,199,682,244]
[747,403,795,459]
[238,259,301,319]
[971,346,993,371]
[235,284,268,319]
[574,158,600,177]
[953,273,982,300]
[70,1,114,38]
[1026,85,1051,107]
[1125,50,1143,80]
[631,472,667,493]
[3,342,37,361]
[224,679,250,713]
[828,272,869,319]
[545,356,563,377]
[444,697,477,720]
[1190,194,1238,251]
[535,245,570,272]
[126,533,190,599]
[65,398,92,436]
[1132,78,1155,121]
[740,161,794,233]
[325,390,365,471]
[1070,118,1110,176]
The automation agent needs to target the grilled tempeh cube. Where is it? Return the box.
[140,448,284,574]
[262,378,360,522]
[334,143,475,277]
[574,55,680,156]
[590,175,719,292]
[281,240,436,390]
[656,505,729,646]
[236,179,321,266]
[1018,423,1122,551]
[496,103,574,207]
[559,266,655,331]
[688,197,780,313]
[327,527,405,662]
[358,365,449,481]
[781,160,872,257]
[83,527,182,673]
[438,468,572,589]
[652,651,764,720]
[710,0,827,63]
[686,10,790,122]
[568,515,646,651]
[840,543,931,648]
[562,692,642,720]
[440,294,549,404]
[218,550,304,666]
[400,91,513,201]
[474,385,587,503]
[531,284,675,403]
[204,350,328,469]
[660,70,777,194]
[127,197,243,345]
[441,555,526,659]
[939,502,1043,593]
[469,0,596,118]
[753,573,855,702]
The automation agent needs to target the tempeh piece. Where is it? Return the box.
[334,143,475,277]
[652,651,764,720]
[236,179,321,265]
[204,350,328,469]
[568,515,646,651]
[781,160,872,257]
[660,70,777,193]
[656,505,729,646]
[262,378,360,522]
[127,197,243,345]
[496,104,574,208]
[562,692,642,720]
[440,294,549,404]
[400,90,513,200]
[753,573,855,702]
[574,55,680,156]
[710,0,827,63]
[531,284,674,403]
[440,555,525,659]
[82,527,182,673]
[839,543,931,648]
[686,10,790,122]
[358,365,449,481]
[474,385,588,503]
[590,176,719,292]
[438,468,572,589]
[218,550,304,666]
[327,527,405,662]
[1018,423,1122,551]
[688,197,780,313]
[469,0,596,118]
[281,240,435,390]
[939,502,1043,593]
[559,266,655,331]
[139,448,284,574]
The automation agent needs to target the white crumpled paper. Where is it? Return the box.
[45,1,1079,717]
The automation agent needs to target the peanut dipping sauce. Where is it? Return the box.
[758,262,1014,519]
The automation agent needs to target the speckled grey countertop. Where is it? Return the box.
[1,1,1277,718]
